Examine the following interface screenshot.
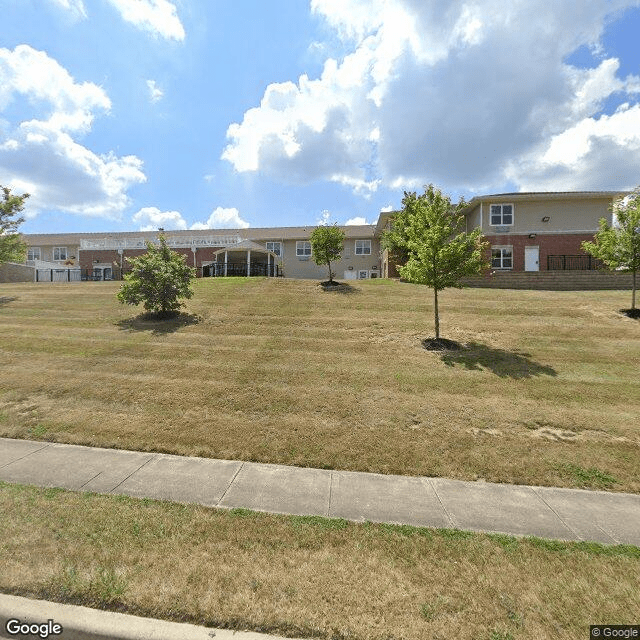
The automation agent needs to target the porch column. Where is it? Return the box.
[224,251,228,277]
[247,250,251,277]
[267,253,271,277]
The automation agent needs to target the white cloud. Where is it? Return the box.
[133,206,251,231]
[146,79,164,103]
[0,45,146,218]
[345,216,370,225]
[506,103,640,191]
[223,0,640,196]
[380,204,394,212]
[316,209,332,225]
[104,0,185,41]
[190,207,250,229]
[133,207,187,231]
[48,0,87,19]
[222,45,381,194]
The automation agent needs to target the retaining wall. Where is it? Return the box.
[0,262,35,283]
[462,270,635,290]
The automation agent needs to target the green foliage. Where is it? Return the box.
[582,187,640,309]
[381,185,489,337]
[557,463,618,489]
[117,234,195,318]
[0,185,29,265]
[310,224,345,282]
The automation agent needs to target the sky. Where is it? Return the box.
[2,0,640,235]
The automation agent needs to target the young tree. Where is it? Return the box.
[310,223,345,283]
[0,186,29,264]
[382,185,489,340]
[117,234,196,318]
[582,188,640,311]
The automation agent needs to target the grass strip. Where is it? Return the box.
[1,482,638,640]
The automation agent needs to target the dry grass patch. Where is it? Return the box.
[1,483,638,640]
[0,279,638,490]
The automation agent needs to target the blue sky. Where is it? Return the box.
[2,0,640,234]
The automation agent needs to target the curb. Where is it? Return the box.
[0,594,295,640]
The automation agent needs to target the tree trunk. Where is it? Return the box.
[633,269,636,310]
[328,259,333,283]
[434,287,440,339]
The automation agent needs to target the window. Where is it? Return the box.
[491,247,513,269]
[53,247,67,260]
[266,242,282,256]
[355,239,371,255]
[490,204,513,226]
[27,247,40,261]
[296,241,312,256]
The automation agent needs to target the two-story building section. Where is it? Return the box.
[460,191,626,272]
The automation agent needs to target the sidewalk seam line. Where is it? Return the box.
[529,486,584,541]
[0,442,52,469]
[327,471,334,518]
[79,471,103,489]
[594,522,619,545]
[428,478,457,529]
[108,454,158,493]
[217,461,244,506]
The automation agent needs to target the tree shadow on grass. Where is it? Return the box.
[116,311,201,335]
[319,281,360,295]
[439,341,558,379]
[0,297,18,307]
[620,308,640,320]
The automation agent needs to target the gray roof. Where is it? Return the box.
[461,191,629,212]
[22,224,376,246]
[213,239,278,254]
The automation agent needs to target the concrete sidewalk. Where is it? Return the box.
[1,437,639,545]
[0,593,294,640]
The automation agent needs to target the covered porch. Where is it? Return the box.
[202,240,282,277]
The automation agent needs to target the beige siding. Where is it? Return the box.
[27,243,81,265]
[466,204,482,231]
[482,197,613,234]
[278,238,381,279]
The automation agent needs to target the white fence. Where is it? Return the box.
[36,269,82,282]
[80,235,242,250]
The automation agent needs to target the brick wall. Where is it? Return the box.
[485,233,596,271]
[80,247,222,276]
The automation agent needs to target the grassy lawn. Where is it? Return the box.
[2,482,638,640]
[0,278,638,491]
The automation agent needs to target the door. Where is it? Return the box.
[525,246,539,271]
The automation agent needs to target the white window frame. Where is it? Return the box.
[491,246,513,270]
[27,247,41,261]
[489,204,514,226]
[296,241,312,257]
[265,241,282,256]
[355,239,371,255]
[53,246,68,261]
